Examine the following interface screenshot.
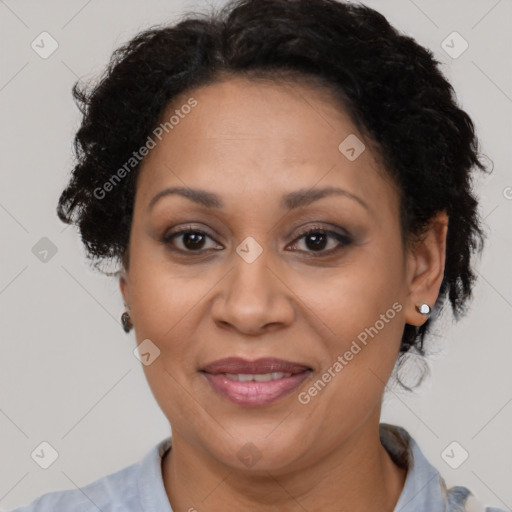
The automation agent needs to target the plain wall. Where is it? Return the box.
[1,0,511,510]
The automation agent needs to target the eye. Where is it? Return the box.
[287,226,352,257]
[162,224,352,257]
[162,226,223,253]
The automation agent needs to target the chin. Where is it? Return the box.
[204,428,307,473]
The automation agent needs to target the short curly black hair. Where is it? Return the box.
[57,0,491,383]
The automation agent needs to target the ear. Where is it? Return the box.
[404,211,449,326]
[119,268,130,309]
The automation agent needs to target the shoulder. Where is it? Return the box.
[8,437,172,512]
[446,486,508,512]
[8,462,140,512]
[379,423,507,512]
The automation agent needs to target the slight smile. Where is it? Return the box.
[200,357,313,406]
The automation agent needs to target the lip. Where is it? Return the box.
[201,357,312,406]
[201,357,311,375]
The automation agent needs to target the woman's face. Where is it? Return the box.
[120,76,438,473]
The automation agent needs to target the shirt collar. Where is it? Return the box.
[380,423,449,512]
[137,424,461,512]
[138,435,173,512]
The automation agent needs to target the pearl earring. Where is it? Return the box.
[416,303,431,316]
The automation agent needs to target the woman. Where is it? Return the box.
[10,0,505,511]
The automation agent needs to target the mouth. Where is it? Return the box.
[200,357,313,406]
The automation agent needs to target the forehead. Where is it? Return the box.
[135,76,397,215]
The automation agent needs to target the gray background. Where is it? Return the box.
[1,0,511,510]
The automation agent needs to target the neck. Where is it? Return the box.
[162,420,407,512]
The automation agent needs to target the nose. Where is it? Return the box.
[210,247,295,336]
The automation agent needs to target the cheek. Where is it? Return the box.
[127,243,222,397]
[297,241,406,344]
[128,240,209,339]
[294,252,406,439]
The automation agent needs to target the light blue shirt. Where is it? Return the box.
[9,423,506,512]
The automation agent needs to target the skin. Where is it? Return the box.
[119,76,448,512]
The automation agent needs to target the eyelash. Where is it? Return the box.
[162,224,352,258]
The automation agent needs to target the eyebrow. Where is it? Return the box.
[147,185,369,212]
